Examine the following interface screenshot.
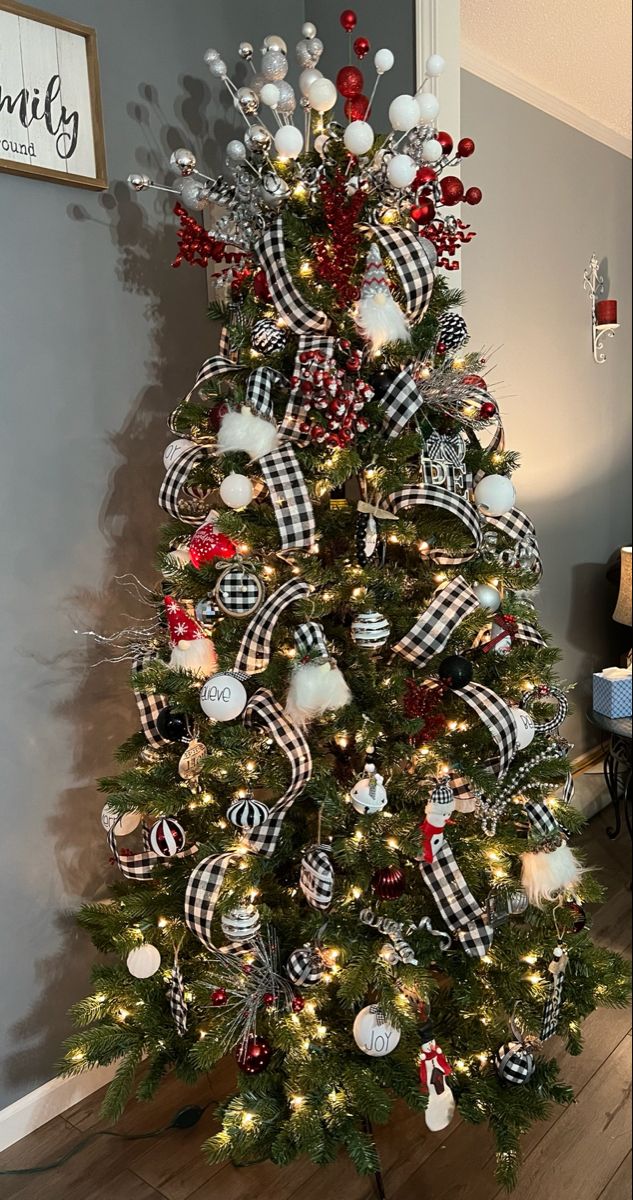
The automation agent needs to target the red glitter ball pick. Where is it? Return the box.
[354,36,370,59]
[340,9,358,32]
[345,94,369,121]
[457,137,476,157]
[211,988,228,1007]
[336,65,364,98]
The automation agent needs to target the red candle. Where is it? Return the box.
[595,298,618,325]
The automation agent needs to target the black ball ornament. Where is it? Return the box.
[155,708,193,743]
[438,655,473,689]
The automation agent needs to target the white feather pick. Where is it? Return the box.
[521,842,587,907]
[355,291,411,354]
[286,660,351,729]
[217,406,280,460]
[169,637,217,680]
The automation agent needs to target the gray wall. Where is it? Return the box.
[0,0,297,1112]
[460,72,632,753]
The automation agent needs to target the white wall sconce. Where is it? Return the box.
[584,254,620,364]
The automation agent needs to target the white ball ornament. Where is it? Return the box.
[302,22,317,39]
[101,805,141,837]
[513,709,536,751]
[474,474,516,517]
[416,91,440,122]
[474,583,502,613]
[386,153,417,189]
[421,137,444,163]
[426,53,446,77]
[163,438,196,469]
[220,473,253,510]
[200,673,248,723]
[127,944,161,979]
[299,67,322,97]
[203,48,220,66]
[374,48,395,75]
[344,120,375,156]
[353,1006,401,1057]
[260,83,280,108]
[389,94,420,132]
[307,77,337,113]
[274,125,304,160]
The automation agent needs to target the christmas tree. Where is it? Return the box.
[62,15,630,1192]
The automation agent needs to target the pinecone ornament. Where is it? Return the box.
[251,317,288,355]
[437,311,469,352]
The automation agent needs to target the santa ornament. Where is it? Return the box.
[164,596,217,678]
[355,243,411,353]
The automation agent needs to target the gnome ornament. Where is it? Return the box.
[164,596,217,678]
[521,801,586,906]
[355,243,411,353]
[285,621,351,728]
[217,405,280,460]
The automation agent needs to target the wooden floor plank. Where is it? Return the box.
[597,1151,632,1200]
[88,1169,165,1200]
[0,1117,80,1200]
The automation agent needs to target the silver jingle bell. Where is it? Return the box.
[259,171,291,208]
[263,34,288,54]
[238,41,254,61]
[276,81,297,115]
[236,86,259,116]
[127,172,151,192]
[244,123,272,154]
[170,147,196,176]
[261,48,288,82]
[179,176,210,211]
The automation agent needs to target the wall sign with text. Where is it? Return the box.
[0,1,106,188]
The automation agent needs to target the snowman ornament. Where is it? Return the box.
[419,1027,456,1132]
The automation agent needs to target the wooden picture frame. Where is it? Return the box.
[0,0,107,189]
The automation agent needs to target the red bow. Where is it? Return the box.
[482,613,517,654]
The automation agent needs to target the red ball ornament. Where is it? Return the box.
[345,94,369,121]
[440,176,465,206]
[479,400,498,420]
[437,131,454,155]
[211,988,228,1007]
[463,374,487,390]
[415,166,437,186]
[372,867,406,901]
[457,137,476,158]
[353,36,370,60]
[262,992,275,1007]
[465,186,483,206]
[292,995,306,1013]
[436,341,448,356]
[340,9,358,32]
[208,401,229,433]
[236,1035,272,1076]
[336,65,364,99]
[411,199,435,225]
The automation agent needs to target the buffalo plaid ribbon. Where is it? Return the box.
[472,615,547,654]
[393,576,480,668]
[167,966,188,1036]
[300,846,335,910]
[420,841,494,958]
[525,800,561,843]
[458,682,518,777]
[386,484,484,565]
[108,828,159,881]
[370,223,435,321]
[132,651,170,748]
[523,685,570,734]
[257,217,329,335]
[234,577,311,675]
[449,772,482,813]
[159,445,208,524]
[245,366,284,421]
[282,334,337,443]
[242,689,312,857]
[381,368,424,439]
[541,948,568,1040]
[485,507,543,578]
[259,444,316,550]
[184,850,235,952]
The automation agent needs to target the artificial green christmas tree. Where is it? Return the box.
[62,15,630,1191]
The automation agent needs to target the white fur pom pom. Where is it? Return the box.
[355,291,411,354]
[286,660,351,728]
[217,406,280,461]
[521,842,586,907]
[169,637,217,679]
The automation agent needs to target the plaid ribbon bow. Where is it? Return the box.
[257,217,329,335]
[234,578,311,676]
[420,841,494,958]
[426,432,466,466]
[386,484,484,566]
[393,576,480,668]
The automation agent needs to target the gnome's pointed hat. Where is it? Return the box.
[164,597,204,645]
[360,243,391,299]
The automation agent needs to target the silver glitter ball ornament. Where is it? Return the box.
[263,34,287,54]
[276,81,297,115]
[170,147,196,175]
[127,172,150,191]
[261,48,288,82]
[226,139,247,163]
[238,41,254,61]
[259,172,291,208]
[296,40,317,69]
[245,124,272,154]
[203,47,220,65]
[208,58,228,78]
[236,86,259,115]
[179,176,209,211]
[306,37,324,62]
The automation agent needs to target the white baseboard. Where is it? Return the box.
[0,1063,117,1153]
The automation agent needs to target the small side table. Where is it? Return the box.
[587,709,632,839]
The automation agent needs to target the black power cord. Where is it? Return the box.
[0,1104,206,1177]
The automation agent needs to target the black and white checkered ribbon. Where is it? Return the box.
[522,686,569,734]
[242,689,312,857]
[381,368,423,439]
[107,828,158,881]
[426,432,466,467]
[218,325,233,360]
[259,444,316,550]
[295,620,329,662]
[300,846,335,910]
[282,334,337,443]
[386,484,483,565]
[420,841,494,958]
[370,224,435,321]
[132,652,170,748]
[471,618,547,653]
[525,800,561,843]
[167,966,188,1036]
[184,850,234,952]
[450,773,482,813]
[392,576,479,668]
[245,366,283,421]
[541,949,568,1040]
[458,682,518,777]
[485,508,543,577]
[234,578,311,676]
[159,445,208,525]
[257,217,329,335]
[185,353,240,398]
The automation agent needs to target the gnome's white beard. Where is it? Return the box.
[356,291,411,354]
[170,638,217,679]
[286,660,351,728]
[217,406,280,460]
[521,842,586,907]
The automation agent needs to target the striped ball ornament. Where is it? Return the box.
[148,817,186,857]
[226,794,270,830]
[221,904,261,943]
[351,611,391,651]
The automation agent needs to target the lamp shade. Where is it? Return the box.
[613,546,632,626]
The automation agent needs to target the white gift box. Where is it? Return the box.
[593,666,633,719]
